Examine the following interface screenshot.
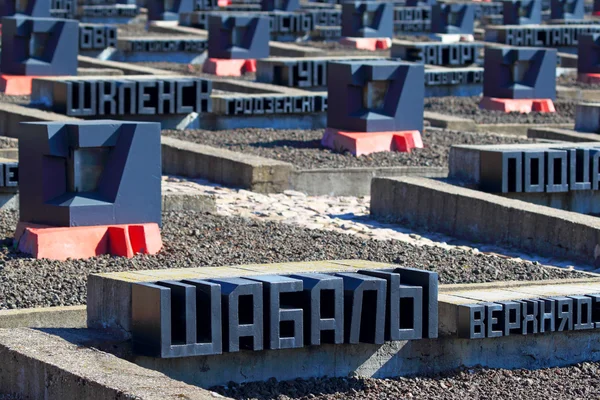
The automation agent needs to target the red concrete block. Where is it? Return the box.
[577,72,600,85]
[218,0,231,5]
[479,97,556,113]
[0,75,35,96]
[339,37,392,51]
[321,128,423,156]
[202,58,256,76]
[15,222,162,260]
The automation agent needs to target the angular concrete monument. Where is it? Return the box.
[339,1,393,51]
[203,14,269,77]
[480,46,557,113]
[15,120,162,260]
[0,16,78,95]
[322,59,424,156]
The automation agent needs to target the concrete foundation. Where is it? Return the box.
[134,329,600,388]
[575,102,600,133]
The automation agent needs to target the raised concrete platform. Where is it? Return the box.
[161,136,447,196]
[370,176,600,267]
[84,260,600,388]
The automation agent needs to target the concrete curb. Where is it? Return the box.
[0,328,224,399]
[370,176,600,267]
[424,111,573,136]
[528,126,600,142]
[0,306,86,329]
[161,136,294,193]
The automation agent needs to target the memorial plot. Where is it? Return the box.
[339,1,393,51]
[130,266,438,358]
[0,16,78,95]
[577,34,600,84]
[430,3,474,42]
[15,120,163,260]
[322,59,424,156]
[480,46,556,113]
[203,14,269,76]
[503,0,542,25]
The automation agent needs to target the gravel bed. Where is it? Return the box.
[0,210,584,310]
[424,96,576,124]
[133,62,257,81]
[0,136,17,149]
[162,127,536,169]
[557,73,600,90]
[213,363,600,400]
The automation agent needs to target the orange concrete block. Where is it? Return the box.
[339,37,392,51]
[15,222,162,260]
[321,128,423,156]
[0,75,35,96]
[577,73,600,85]
[202,58,256,76]
[479,97,555,113]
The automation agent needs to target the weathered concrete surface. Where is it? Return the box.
[528,126,600,142]
[0,328,223,399]
[0,148,16,159]
[291,166,448,196]
[0,306,86,329]
[424,111,477,131]
[0,103,81,138]
[476,123,573,136]
[370,176,600,267]
[135,329,600,388]
[161,136,294,193]
[161,192,216,213]
[77,67,124,76]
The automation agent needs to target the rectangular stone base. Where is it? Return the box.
[321,128,423,156]
[479,97,556,113]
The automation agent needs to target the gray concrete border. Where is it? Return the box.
[0,328,222,399]
[370,176,600,267]
[528,126,600,142]
[161,136,448,195]
[0,306,86,329]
